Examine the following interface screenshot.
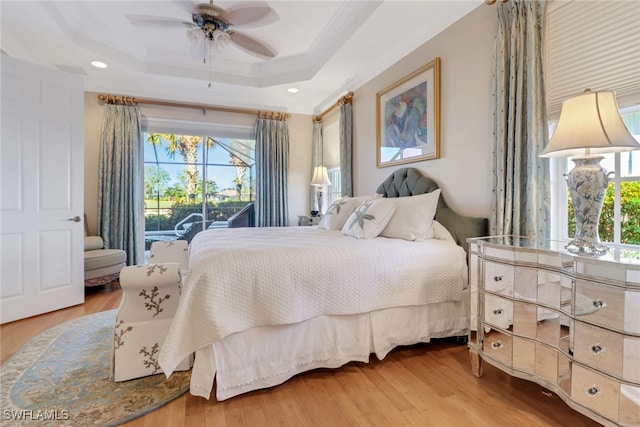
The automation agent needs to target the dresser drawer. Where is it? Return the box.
[574,320,640,384]
[483,294,513,330]
[572,364,620,422]
[574,322,623,379]
[575,280,626,331]
[483,329,512,367]
[483,261,514,295]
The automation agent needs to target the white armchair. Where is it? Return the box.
[149,240,188,273]
[112,263,192,382]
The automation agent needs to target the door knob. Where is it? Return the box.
[68,216,82,222]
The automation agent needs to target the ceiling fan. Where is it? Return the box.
[126,1,279,59]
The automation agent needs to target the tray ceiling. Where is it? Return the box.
[1,1,481,114]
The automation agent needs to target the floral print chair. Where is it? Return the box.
[149,240,189,275]
[112,263,193,381]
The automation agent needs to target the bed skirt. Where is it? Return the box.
[189,289,469,400]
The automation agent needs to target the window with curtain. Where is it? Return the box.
[327,167,342,203]
[322,110,341,204]
[143,132,255,250]
[547,0,640,246]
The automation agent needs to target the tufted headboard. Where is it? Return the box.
[376,167,488,254]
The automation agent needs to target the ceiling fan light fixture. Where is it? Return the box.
[186,28,205,44]
[212,30,230,48]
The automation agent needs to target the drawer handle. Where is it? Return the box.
[587,386,600,397]
[591,344,603,355]
[491,341,503,350]
[592,299,606,309]
[493,309,504,316]
[494,275,503,282]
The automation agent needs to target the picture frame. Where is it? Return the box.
[376,57,440,167]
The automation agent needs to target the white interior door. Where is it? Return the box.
[1,55,84,324]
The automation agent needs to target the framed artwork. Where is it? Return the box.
[376,57,440,167]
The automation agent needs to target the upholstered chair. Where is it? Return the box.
[112,263,193,381]
[149,240,188,273]
[84,230,126,287]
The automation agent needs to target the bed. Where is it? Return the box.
[159,167,488,400]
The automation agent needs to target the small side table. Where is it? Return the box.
[298,215,320,226]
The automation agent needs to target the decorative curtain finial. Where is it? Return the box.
[97,94,137,106]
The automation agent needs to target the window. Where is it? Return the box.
[322,111,341,204]
[547,0,640,248]
[327,167,342,204]
[143,132,255,249]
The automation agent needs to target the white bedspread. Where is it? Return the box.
[159,226,466,376]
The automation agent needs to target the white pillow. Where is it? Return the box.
[355,193,382,203]
[319,197,361,230]
[342,197,395,239]
[432,220,455,242]
[380,189,441,241]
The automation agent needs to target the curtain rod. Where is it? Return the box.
[97,94,291,121]
[312,91,354,123]
[485,0,509,4]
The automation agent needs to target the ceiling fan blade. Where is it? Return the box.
[174,0,199,15]
[223,3,278,28]
[125,14,194,29]
[230,31,277,58]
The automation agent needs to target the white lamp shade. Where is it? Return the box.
[541,90,640,158]
[310,166,331,187]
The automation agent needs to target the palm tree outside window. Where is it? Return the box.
[144,132,255,250]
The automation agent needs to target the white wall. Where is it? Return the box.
[84,93,103,234]
[83,93,313,231]
[352,4,495,219]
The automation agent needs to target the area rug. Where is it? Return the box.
[1,310,191,426]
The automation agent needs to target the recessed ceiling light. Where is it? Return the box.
[91,61,108,69]
[287,87,299,94]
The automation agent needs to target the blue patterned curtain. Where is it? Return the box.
[490,0,550,238]
[97,104,142,265]
[311,122,323,212]
[255,118,290,227]
[339,102,353,197]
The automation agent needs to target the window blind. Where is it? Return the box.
[547,0,640,118]
[322,109,340,170]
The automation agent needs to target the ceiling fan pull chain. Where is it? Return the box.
[208,38,213,89]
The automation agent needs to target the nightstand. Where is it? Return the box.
[298,215,320,226]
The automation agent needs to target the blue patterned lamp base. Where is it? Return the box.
[565,156,609,256]
[565,156,611,257]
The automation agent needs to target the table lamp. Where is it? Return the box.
[310,166,331,215]
[541,89,640,255]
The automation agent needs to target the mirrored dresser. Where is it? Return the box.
[468,236,640,427]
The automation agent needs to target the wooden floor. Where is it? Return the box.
[1,285,601,427]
